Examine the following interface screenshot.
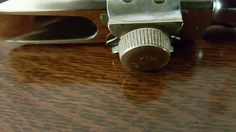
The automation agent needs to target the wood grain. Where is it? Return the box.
[0,14,235,132]
[0,39,235,132]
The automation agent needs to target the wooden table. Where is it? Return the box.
[0,38,235,131]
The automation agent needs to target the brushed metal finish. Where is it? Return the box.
[107,0,183,37]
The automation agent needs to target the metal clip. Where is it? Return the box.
[106,0,183,71]
[107,0,183,37]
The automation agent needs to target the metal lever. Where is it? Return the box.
[0,0,216,44]
[0,0,108,44]
[0,0,235,72]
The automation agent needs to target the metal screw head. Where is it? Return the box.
[118,28,172,72]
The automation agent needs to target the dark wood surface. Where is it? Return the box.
[0,38,235,132]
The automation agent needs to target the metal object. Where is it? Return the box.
[3,13,108,44]
[118,28,172,71]
[107,0,182,71]
[107,0,183,36]
[0,0,108,44]
[0,0,235,72]
[0,0,218,44]
[0,0,106,13]
[0,0,216,44]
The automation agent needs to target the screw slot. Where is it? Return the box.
[153,0,166,4]
[122,0,133,3]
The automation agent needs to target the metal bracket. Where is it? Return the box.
[107,0,183,37]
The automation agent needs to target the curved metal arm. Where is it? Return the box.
[0,0,235,44]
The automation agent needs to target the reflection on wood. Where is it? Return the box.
[0,39,235,131]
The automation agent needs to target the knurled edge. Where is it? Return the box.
[118,28,171,58]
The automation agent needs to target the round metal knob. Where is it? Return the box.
[118,28,172,72]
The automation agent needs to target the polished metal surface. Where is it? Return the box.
[0,0,235,72]
[7,16,99,44]
[0,0,106,14]
[0,0,218,44]
[0,0,108,44]
[107,0,183,37]
[2,11,108,44]
[0,0,215,15]
[107,0,182,71]
[0,0,107,44]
